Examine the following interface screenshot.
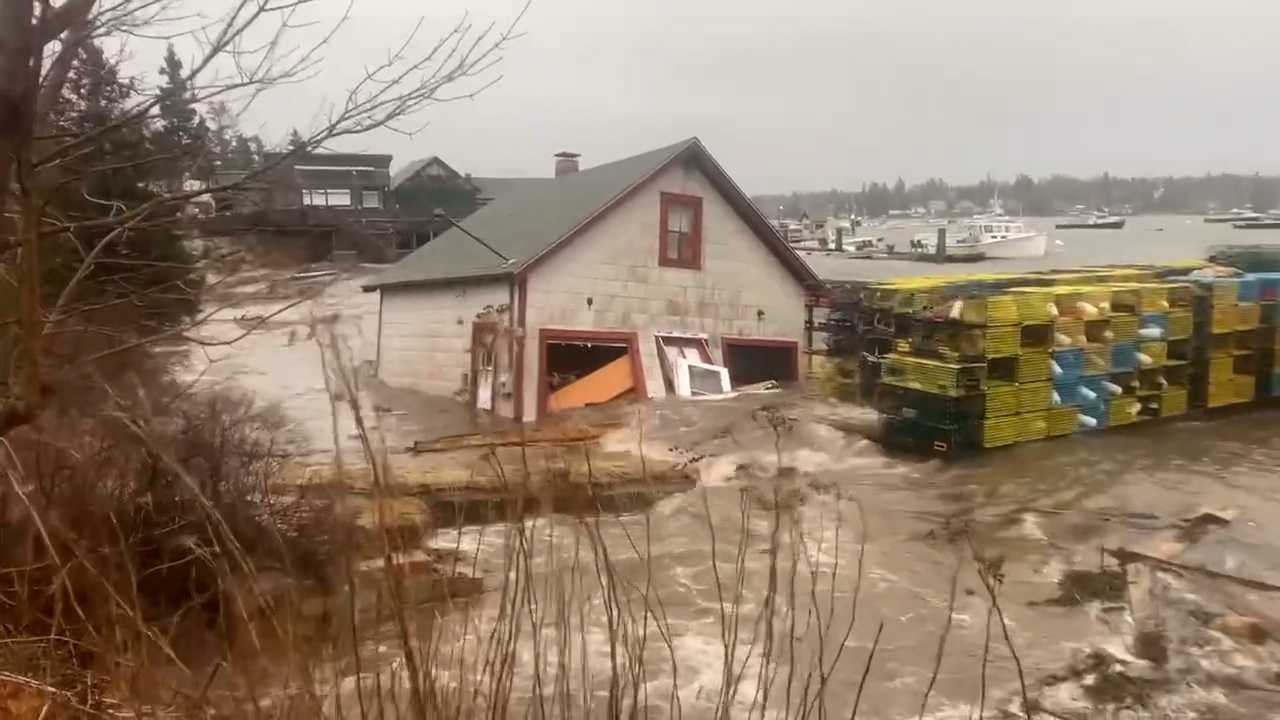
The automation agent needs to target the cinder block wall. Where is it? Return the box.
[377,280,515,417]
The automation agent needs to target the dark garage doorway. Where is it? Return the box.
[721,337,799,387]
[538,329,645,416]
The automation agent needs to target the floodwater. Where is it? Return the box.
[804,213,1280,282]
[185,220,1280,718]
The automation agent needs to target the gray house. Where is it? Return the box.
[363,138,820,421]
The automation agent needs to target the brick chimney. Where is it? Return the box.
[554,151,580,178]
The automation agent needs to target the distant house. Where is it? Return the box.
[363,138,821,421]
[953,199,980,216]
[927,199,949,216]
[257,152,392,212]
[390,156,483,218]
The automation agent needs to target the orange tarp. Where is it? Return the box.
[547,355,634,413]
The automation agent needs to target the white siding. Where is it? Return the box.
[520,161,807,420]
[377,281,515,416]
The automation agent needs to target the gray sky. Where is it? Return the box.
[239,0,1280,193]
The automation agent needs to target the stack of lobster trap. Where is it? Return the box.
[862,263,1266,455]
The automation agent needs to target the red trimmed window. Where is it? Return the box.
[658,192,703,269]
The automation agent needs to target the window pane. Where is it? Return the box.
[666,231,683,259]
[362,190,381,208]
[667,203,692,232]
[326,189,351,207]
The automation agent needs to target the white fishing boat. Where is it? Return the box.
[914,217,1052,258]
[957,218,1052,258]
[1205,208,1263,224]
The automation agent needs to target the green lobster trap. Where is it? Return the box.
[1109,314,1139,342]
[985,381,1019,418]
[981,415,1023,448]
[957,295,1020,326]
[1237,303,1261,330]
[1166,309,1193,340]
[1138,341,1168,367]
[876,382,985,425]
[1054,317,1085,347]
[1084,344,1111,375]
[1016,411,1049,442]
[1210,305,1236,334]
[1007,288,1055,323]
[880,415,977,456]
[1017,381,1053,413]
[1020,323,1054,352]
[881,354,986,396]
[1109,396,1142,426]
[1014,351,1053,383]
[1159,388,1188,417]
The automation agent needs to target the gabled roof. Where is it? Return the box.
[364,138,821,290]
[390,155,472,191]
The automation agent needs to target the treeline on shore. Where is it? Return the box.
[754,171,1280,219]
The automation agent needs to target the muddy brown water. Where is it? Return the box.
[183,226,1280,718]
[408,395,1280,718]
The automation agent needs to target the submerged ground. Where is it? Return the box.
[180,223,1280,717]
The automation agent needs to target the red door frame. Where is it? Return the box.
[720,336,801,383]
[537,328,646,418]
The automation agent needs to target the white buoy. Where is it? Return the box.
[1047,303,1060,319]
[1078,414,1099,429]
[1102,381,1124,396]
[949,300,964,321]
[1137,352,1154,367]
[1051,359,1064,378]
[1138,327,1164,339]
[1052,390,1063,405]
[1077,301,1100,319]
[1080,386,1098,402]
[1055,332,1073,347]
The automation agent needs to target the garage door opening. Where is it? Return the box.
[722,338,799,387]
[539,330,644,415]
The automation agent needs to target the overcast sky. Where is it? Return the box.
[231,0,1280,193]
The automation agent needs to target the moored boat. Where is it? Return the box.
[1206,208,1264,223]
[1056,214,1126,230]
[914,217,1052,259]
[1232,220,1280,230]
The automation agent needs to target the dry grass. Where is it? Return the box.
[0,331,1036,719]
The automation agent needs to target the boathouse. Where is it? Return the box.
[363,137,820,421]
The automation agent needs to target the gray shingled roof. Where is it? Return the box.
[470,176,553,199]
[365,138,699,289]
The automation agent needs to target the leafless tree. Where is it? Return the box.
[0,0,525,437]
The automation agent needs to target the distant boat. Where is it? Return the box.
[1206,208,1263,223]
[1056,212,1126,230]
[914,217,1050,259]
[1232,220,1280,230]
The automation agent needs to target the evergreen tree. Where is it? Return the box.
[287,127,307,152]
[155,44,207,188]
[229,134,257,169]
[46,42,200,323]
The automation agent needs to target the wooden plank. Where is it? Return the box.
[547,355,634,413]
[411,422,624,453]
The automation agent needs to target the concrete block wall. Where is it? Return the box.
[520,160,808,420]
[377,281,515,416]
